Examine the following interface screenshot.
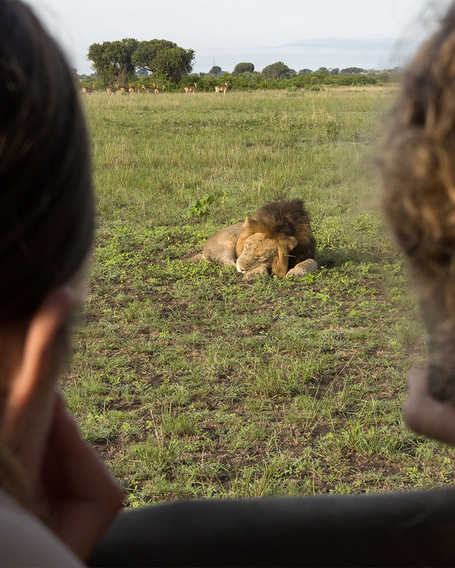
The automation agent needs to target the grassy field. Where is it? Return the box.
[67,87,455,508]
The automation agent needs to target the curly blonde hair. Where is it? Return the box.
[380,3,455,402]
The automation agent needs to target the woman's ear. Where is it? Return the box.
[1,286,76,477]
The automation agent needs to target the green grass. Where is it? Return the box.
[64,87,455,507]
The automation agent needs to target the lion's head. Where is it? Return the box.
[235,232,297,278]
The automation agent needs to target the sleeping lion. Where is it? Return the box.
[193,199,318,280]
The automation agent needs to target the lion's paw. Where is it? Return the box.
[286,259,318,278]
[242,266,269,281]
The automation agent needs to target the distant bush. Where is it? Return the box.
[341,67,366,74]
[233,62,255,74]
[209,66,223,77]
[262,61,296,80]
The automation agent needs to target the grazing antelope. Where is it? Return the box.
[215,81,229,94]
[153,84,166,94]
[128,85,136,94]
[184,82,198,94]
[106,86,115,95]
[119,86,128,95]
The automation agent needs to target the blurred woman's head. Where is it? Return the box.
[0,0,94,323]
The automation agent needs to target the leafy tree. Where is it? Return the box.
[316,67,329,73]
[87,42,109,83]
[110,38,138,85]
[88,38,138,86]
[88,38,194,86]
[132,40,194,82]
[262,61,295,79]
[299,69,312,75]
[330,68,340,75]
[132,39,175,73]
[209,65,222,76]
[154,46,194,82]
[233,62,255,74]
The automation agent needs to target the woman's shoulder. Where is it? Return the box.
[0,489,84,567]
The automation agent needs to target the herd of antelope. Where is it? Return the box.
[81,81,230,95]
[104,84,166,95]
[183,81,228,94]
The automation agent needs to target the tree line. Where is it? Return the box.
[215,62,372,79]
[83,37,400,90]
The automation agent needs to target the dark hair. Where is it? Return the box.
[0,0,94,321]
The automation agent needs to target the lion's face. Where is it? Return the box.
[235,233,278,274]
[236,232,298,277]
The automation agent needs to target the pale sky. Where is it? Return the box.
[27,0,449,74]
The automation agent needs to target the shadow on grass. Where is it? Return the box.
[317,247,384,268]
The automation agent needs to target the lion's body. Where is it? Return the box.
[195,200,317,279]
[202,222,244,266]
